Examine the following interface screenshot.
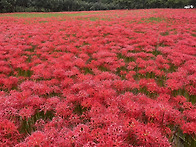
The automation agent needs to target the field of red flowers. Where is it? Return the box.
[0,9,196,146]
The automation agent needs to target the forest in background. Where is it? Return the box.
[0,0,195,13]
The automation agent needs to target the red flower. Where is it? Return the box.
[182,122,196,136]
[166,79,183,91]
[25,131,47,146]
[19,106,34,119]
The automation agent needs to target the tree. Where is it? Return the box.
[1,0,195,13]
[0,0,16,12]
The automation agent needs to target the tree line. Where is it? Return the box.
[0,0,195,13]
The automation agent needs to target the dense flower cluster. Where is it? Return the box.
[0,9,196,146]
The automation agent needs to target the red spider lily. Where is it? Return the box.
[25,131,47,146]
[19,106,35,120]
[166,79,183,91]
[0,119,20,146]
[182,122,196,136]
[183,109,196,121]
[56,101,73,118]
[1,9,196,146]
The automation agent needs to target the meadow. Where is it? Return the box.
[0,9,196,146]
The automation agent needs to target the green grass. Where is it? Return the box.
[191,33,196,37]
[0,11,111,23]
[0,12,95,18]
[160,31,169,36]
[147,17,165,22]
[139,17,166,24]
[19,110,55,135]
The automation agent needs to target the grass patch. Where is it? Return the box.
[83,67,94,75]
[191,34,196,37]
[17,68,33,77]
[140,17,166,23]
[173,129,196,147]
[73,103,87,116]
[77,16,110,21]
[171,89,196,104]
[98,65,109,72]
[134,30,145,34]
[39,20,48,23]
[152,49,162,56]
[1,12,92,18]
[160,31,169,36]
[19,110,54,135]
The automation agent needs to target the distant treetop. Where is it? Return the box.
[0,0,195,13]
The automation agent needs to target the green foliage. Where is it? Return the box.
[19,110,55,135]
[0,0,194,13]
[73,103,88,115]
